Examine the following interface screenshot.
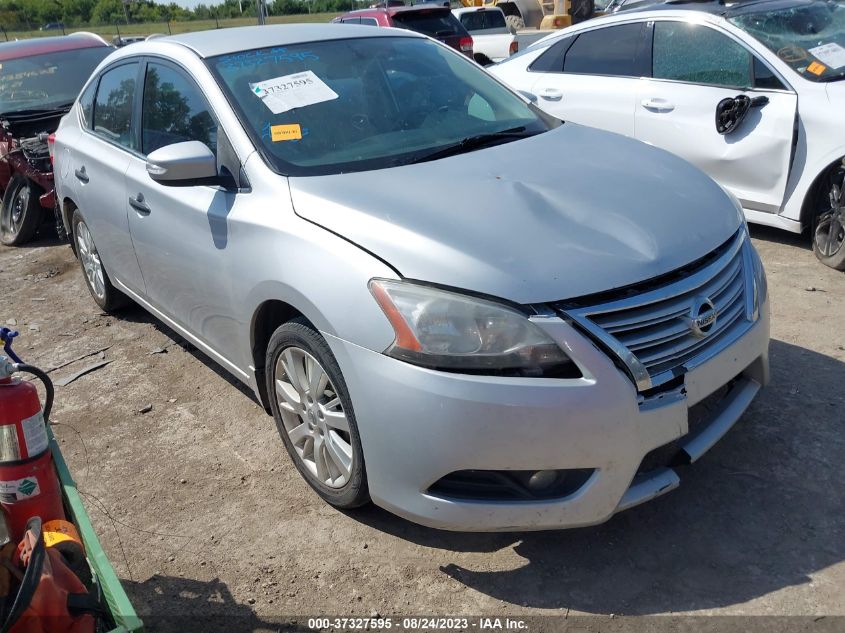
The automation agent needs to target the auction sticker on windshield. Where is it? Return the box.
[250,70,338,114]
[271,123,303,141]
[809,43,845,69]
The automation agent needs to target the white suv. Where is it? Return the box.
[491,0,845,269]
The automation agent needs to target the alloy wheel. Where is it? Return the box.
[0,185,27,239]
[75,222,106,300]
[815,172,845,258]
[274,346,354,488]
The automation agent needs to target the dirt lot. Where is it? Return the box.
[1,225,843,631]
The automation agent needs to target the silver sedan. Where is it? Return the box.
[53,24,769,531]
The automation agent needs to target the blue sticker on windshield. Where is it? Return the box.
[217,48,320,70]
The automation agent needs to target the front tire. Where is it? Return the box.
[71,210,128,312]
[812,164,845,270]
[266,318,369,509]
[0,175,42,246]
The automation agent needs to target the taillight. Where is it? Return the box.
[509,40,519,55]
[459,36,473,55]
[47,133,56,166]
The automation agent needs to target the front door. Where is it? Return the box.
[634,20,797,211]
[125,60,243,369]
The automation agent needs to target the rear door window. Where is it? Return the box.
[564,23,647,76]
[652,21,752,88]
[92,62,139,150]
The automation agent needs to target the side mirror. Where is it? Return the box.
[146,141,218,185]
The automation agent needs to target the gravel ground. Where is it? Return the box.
[0,224,843,632]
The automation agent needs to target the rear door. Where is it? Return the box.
[528,22,649,136]
[634,19,797,211]
[72,60,146,294]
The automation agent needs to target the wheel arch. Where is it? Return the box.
[250,299,315,414]
[799,155,845,232]
[61,197,79,253]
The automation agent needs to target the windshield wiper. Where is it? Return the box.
[401,128,538,165]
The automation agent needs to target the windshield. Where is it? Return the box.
[0,46,111,115]
[209,36,551,176]
[730,0,845,82]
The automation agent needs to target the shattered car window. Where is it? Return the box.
[730,0,845,82]
[653,22,752,88]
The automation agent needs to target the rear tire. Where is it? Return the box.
[474,53,493,66]
[0,175,42,246]
[71,210,129,312]
[266,318,370,510]
[505,14,524,33]
[811,164,845,270]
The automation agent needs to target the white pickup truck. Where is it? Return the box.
[451,7,518,66]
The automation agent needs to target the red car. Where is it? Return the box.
[0,33,112,245]
[333,5,473,58]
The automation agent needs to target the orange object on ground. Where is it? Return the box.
[5,518,96,633]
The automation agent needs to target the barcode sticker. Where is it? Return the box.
[22,411,48,456]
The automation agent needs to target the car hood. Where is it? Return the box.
[289,124,741,304]
[826,81,845,108]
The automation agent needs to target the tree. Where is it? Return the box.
[89,0,126,24]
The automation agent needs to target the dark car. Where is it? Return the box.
[0,33,111,245]
[333,5,474,57]
[40,22,65,32]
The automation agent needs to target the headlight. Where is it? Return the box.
[369,279,579,377]
[750,243,767,317]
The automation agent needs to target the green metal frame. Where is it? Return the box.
[47,427,144,633]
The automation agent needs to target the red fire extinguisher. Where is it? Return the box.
[0,328,65,542]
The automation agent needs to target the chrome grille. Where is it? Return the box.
[560,230,757,392]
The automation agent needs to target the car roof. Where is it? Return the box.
[158,23,419,58]
[452,5,504,13]
[619,0,820,17]
[340,4,451,17]
[0,33,108,62]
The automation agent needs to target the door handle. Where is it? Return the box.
[74,167,89,183]
[641,98,675,112]
[129,193,150,215]
[539,88,563,101]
